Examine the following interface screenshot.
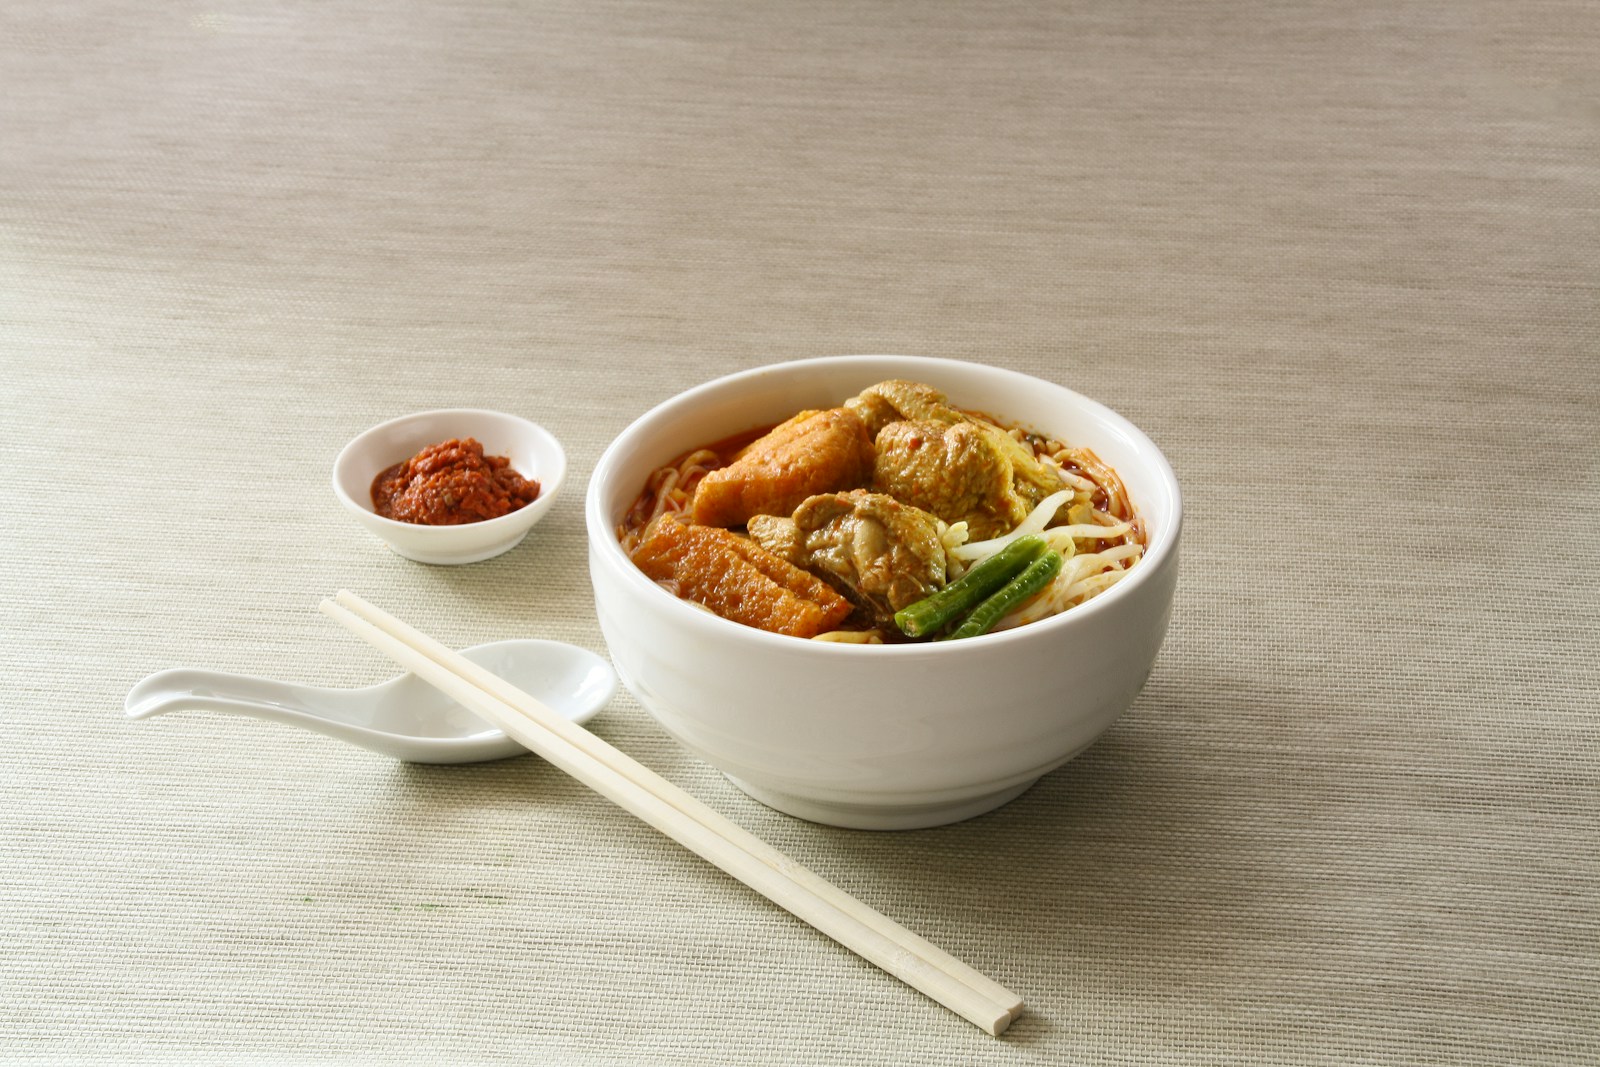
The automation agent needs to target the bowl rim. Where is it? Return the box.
[332,407,567,535]
[586,355,1181,656]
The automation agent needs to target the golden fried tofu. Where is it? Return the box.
[690,407,873,528]
[629,518,851,638]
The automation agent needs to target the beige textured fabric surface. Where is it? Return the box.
[4,1,1597,1062]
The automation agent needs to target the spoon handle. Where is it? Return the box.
[123,673,374,746]
[124,668,325,720]
[124,663,531,765]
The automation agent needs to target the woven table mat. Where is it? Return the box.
[3,1,1597,1063]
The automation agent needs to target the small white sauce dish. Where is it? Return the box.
[333,408,566,565]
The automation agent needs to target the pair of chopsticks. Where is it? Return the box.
[320,590,1024,1036]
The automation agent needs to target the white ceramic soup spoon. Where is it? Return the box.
[124,639,616,764]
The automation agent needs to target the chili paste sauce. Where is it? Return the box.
[371,438,539,525]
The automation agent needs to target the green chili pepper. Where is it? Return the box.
[945,549,1063,640]
[894,535,1047,639]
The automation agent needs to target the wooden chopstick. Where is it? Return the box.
[320,589,1023,1036]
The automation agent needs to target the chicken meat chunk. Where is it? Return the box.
[845,379,1067,512]
[872,419,1030,540]
[748,490,946,627]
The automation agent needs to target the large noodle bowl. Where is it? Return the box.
[584,356,1181,828]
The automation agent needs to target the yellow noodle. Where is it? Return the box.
[645,469,679,526]
[811,630,884,644]
[1063,447,1131,520]
[1060,568,1129,604]
[995,550,1133,630]
[1097,542,1144,565]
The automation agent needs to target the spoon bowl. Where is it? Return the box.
[125,639,617,763]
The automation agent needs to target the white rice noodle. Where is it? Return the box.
[1054,469,1098,493]
[948,490,1074,562]
[681,448,720,469]
[812,630,883,644]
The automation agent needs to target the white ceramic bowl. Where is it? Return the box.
[333,409,565,565]
[586,356,1181,829]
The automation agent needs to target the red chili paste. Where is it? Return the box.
[371,438,540,525]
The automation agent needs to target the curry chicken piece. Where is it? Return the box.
[748,490,947,628]
[871,420,1030,540]
[689,407,873,528]
[629,517,851,638]
[845,379,1067,514]
[843,379,948,435]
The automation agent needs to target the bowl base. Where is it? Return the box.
[382,532,529,565]
[723,775,1038,831]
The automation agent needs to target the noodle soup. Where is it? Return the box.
[616,379,1146,643]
